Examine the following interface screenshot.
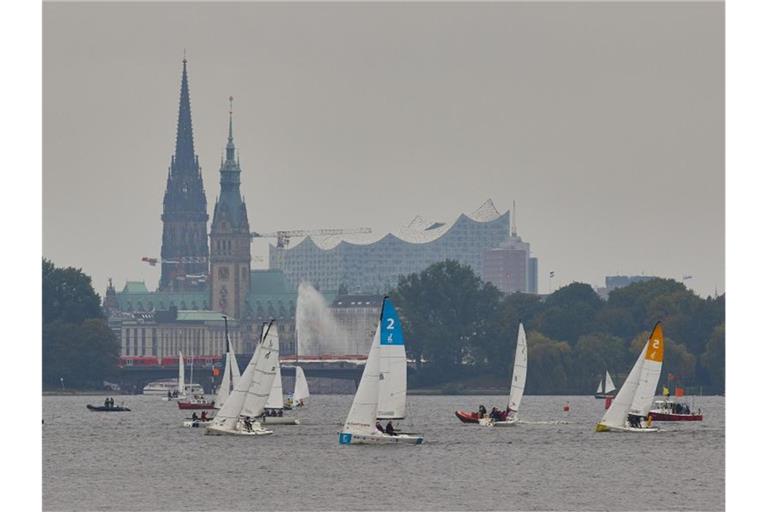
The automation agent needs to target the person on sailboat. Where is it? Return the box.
[385,421,396,436]
[243,416,253,432]
[376,421,385,433]
[167,390,173,399]
[192,412,199,421]
[627,413,642,428]
[200,411,208,421]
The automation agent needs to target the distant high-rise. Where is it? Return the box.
[209,98,251,319]
[159,59,210,291]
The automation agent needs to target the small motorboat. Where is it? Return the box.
[86,404,130,412]
[454,410,481,424]
[649,399,703,421]
[177,396,215,410]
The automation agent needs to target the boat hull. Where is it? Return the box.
[595,422,659,433]
[490,418,519,427]
[86,405,130,412]
[648,411,703,421]
[338,432,424,445]
[594,393,616,399]
[263,416,300,425]
[182,419,213,428]
[454,410,480,424]
[177,401,215,410]
[205,424,273,436]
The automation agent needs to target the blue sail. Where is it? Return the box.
[380,298,404,346]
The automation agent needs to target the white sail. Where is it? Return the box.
[342,322,382,436]
[265,359,284,410]
[596,378,604,395]
[599,341,647,428]
[178,352,186,397]
[599,323,664,429]
[506,322,528,417]
[604,371,616,394]
[241,324,280,418]
[293,366,310,403]
[377,298,407,419]
[229,350,241,387]
[629,324,664,417]
[214,339,240,409]
[208,342,262,432]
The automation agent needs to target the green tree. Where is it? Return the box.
[534,283,603,344]
[701,322,725,393]
[42,259,119,389]
[391,260,502,377]
[571,333,630,394]
[526,331,572,394]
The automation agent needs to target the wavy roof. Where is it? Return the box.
[286,199,506,251]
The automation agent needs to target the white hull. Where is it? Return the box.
[339,432,424,445]
[596,423,660,433]
[205,424,273,436]
[182,419,212,428]
[263,416,300,425]
[491,418,519,427]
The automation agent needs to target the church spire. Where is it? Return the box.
[174,57,196,173]
[226,96,236,162]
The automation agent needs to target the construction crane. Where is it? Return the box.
[250,227,373,248]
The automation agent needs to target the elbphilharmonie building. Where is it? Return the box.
[269,199,538,295]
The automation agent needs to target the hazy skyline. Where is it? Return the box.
[43,1,724,297]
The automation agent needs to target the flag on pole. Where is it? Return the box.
[663,386,670,397]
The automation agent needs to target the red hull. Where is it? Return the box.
[455,410,480,424]
[177,401,215,410]
[649,412,703,421]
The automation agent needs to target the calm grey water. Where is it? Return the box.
[43,394,724,511]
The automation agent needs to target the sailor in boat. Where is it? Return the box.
[242,416,254,433]
[200,411,208,421]
[376,421,385,434]
[191,412,199,421]
[167,390,173,399]
[627,413,644,428]
[385,421,396,436]
[478,404,487,419]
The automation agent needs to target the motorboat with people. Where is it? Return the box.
[596,322,665,433]
[339,297,424,445]
[455,322,528,427]
[205,321,279,437]
[87,397,130,412]
[649,398,703,421]
[182,411,213,428]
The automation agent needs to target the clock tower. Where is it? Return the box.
[210,98,251,319]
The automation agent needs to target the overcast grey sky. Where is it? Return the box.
[43,1,724,297]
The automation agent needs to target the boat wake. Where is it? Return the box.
[517,420,569,425]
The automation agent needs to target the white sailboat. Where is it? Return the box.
[291,366,310,408]
[205,321,279,436]
[262,348,300,425]
[596,322,664,433]
[484,322,528,427]
[377,306,407,420]
[339,297,423,445]
[163,352,189,401]
[214,317,241,409]
[594,370,617,399]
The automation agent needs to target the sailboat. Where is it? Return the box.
[262,346,300,425]
[455,322,527,426]
[205,321,279,436]
[213,317,241,409]
[162,352,188,401]
[594,370,617,399]
[339,297,423,445]
[177,354,215,410]
[596,322,664,433]
[289,366,310,408]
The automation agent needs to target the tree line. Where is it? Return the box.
[390,260,725,395]
[43,259,120,390]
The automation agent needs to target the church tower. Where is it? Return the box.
[210,98,251,319]
[159,58,210,292]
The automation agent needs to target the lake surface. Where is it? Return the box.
[43,394,724,511]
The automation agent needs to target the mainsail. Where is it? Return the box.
[377,298,407,419]
[293,366,310,404]
[506,322,528,417]
[604,371,616,394]
[214,337,241,409]
[241,324,280,418]
[178,352,186,397]
[265,358,284,410]
[342,322,382,436]
[599,323,664,428]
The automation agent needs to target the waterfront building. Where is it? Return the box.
[269,199,537,295]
